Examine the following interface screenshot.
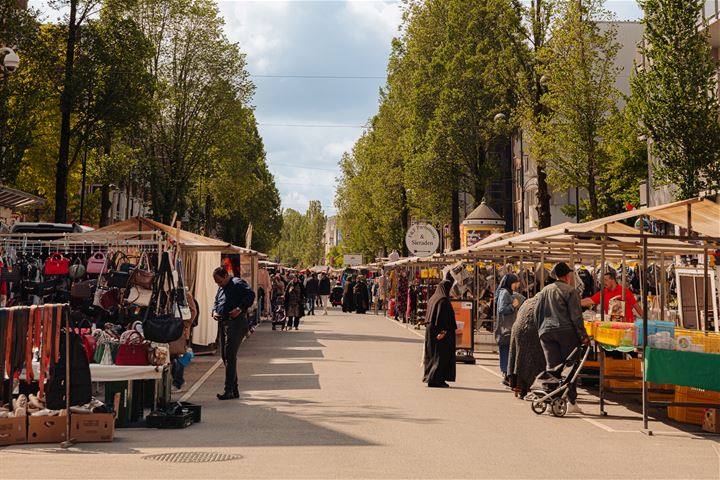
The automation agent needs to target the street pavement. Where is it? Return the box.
[3,308,720,479]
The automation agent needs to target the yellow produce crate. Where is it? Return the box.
[595,327,633,347]
[674,329,720,353]
[584,321,596,337]
[668,406,705,425]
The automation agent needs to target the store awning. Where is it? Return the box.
[0,184,46,209]
[77,217,267,257]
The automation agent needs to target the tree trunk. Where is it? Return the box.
[451,186,460,251]
[400,187,409,257]
[533,0,552,229]
[205,194,215,236]
[588,164,599,219]
[55,0,78,223]
[100,184,111,227]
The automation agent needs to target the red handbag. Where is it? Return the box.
[115,331,150,366]
[44,252,69,275]
[82,334,97,363]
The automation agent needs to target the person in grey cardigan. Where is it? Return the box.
[534,262,589,414]
[495,273,523,380]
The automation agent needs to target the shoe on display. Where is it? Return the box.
[567,402,584,415]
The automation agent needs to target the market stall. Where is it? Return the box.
[440,196,720,432]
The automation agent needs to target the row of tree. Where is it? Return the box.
[335,0,720,260]
[271,200,326,267]
[0,0,282,252]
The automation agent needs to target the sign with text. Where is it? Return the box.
[343,254,363,266]
[405,223,440,257]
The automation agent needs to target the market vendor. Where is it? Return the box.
[581,270,642,322]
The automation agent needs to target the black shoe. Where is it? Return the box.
[233,390,240,398]
[217,392,237,400]
[428,382,449,388]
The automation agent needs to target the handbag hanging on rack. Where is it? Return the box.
[129,252,155,290]
[86,251,107,275]
[0,256,20,284]
[68,256,87,280]
[142,251,184,343]
[45,252,70,275]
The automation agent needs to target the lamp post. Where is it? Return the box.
[638,134,651,207]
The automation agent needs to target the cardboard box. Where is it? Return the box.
[27,416,67,444]
[0,416,27,446]
[702,409,720,433]
[70,413,115,443]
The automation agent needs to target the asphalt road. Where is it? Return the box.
[2,309,720,479]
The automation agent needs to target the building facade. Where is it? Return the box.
[323,215,341,261]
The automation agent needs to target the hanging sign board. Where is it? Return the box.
[405,223,440,257]
[343,254,363,266]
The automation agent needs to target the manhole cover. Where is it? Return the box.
[142,452,242,463]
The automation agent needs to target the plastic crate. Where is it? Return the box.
[604,357,642,377]
[145,410,194,429]
[674,329,720,353]
[180,402,201,423]
[595,324,634,347]
[584,321,596,337]
[675,386,720,403]
[634,320,675,346]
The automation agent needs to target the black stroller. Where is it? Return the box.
[271,295,286,331]
[330,285,343,307]
[528,345,591,417]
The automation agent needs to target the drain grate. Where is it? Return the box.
[142,452,242,463]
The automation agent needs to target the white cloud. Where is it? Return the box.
[322,139,356,158]
[343,1,403,39]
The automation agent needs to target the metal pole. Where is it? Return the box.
[600,227,606,322]
[79,148,87,224]
[660,253,665,322]
[642,234,650,433]
[704,246,709,332]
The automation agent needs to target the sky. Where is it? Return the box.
[217,0,643,216]
[30,0,645,217]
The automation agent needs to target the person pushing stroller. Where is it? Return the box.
[533,262,589,415]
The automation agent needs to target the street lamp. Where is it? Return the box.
[0,47,20,75]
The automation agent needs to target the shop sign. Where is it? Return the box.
[343,254,363,266]
[405,223,440,257]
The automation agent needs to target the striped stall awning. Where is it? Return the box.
[0,185,46,209]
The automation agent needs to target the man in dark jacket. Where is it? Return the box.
[534,262,588,413]
[213,267,255,400]
[318,273,332,315]
[304,273,319,315]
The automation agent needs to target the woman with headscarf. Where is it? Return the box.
[508,296,545,399]
[423,273,457,388]
[284,274,305,330]
[354,276,370,314]
[395,271,408,322]
[342,275,356,313]
[495,273,523,380]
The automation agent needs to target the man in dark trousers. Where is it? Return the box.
[212,267,255,400]
[534,262,588,414]
[318,272,331,315]
[304,273,319,315]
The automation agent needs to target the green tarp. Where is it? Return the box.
[644,347,720,391]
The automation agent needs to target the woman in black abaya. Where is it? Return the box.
[423,274,457,388]
[342,276,356,312]
[354,276,370,314]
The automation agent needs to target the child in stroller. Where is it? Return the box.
[272,295,286,331]
[528,344,590,417]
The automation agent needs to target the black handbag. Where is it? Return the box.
[0,259,20,284]
[104,270,131,289]
[142,251,184,343]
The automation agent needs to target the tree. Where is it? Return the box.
[130,0,254,223]
[273,208,305,267]
[505,0,557,228]
[302,200,326,266]
[537,0,621,219]
[631,0,720,199]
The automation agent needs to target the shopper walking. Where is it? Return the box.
[342,275,356,313]
[284,274,305,330]
[495,273,523,381]
[271,274,285,312]
[318,272,331,315]
[212,267,255,400]
[507,297,545,399]
[423,273,457,388]
[534,262,588,414]
[354,275,370,314]
[305,273,319,315]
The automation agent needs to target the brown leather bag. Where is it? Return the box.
[130,252,155,290]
